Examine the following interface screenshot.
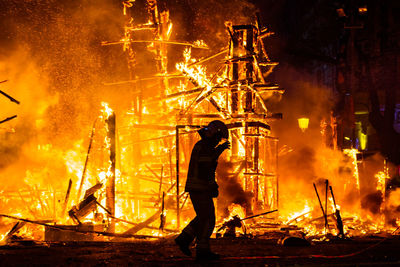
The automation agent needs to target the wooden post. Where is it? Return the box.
[77,120,96,203]
[254,128,260,209]
[313,183,329,233]
[106,112,116,233]
[276,138,279,212]
[62,179,72,217]
[175,125,180,230]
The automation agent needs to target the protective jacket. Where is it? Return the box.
[185,138,226,192]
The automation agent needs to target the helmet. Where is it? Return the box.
[204,120,229,139]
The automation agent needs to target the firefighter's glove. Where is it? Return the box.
[220,141,231,151]
[210,183,219,198]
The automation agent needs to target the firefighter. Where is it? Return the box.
[175,120,230,261]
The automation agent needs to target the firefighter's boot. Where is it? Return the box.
[174,231,193,256]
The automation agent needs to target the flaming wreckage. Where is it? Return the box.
[0,0,399,250]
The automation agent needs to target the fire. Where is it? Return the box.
[284,202,312,225]
[375,171,386,192]
[176,62,212,91]
[228,204,246,219]
[343,148,361,191]
[0,234,5,245]
[2,0,400,245]
[101,102,114,119]
[65,146,84,180]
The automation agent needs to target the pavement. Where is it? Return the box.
[1,235,400,266]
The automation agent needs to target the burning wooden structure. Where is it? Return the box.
[1,0,399,244]
[100,0,284,232]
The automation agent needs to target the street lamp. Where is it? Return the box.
[298,117,309,132]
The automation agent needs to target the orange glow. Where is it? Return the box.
[1,1,397,244]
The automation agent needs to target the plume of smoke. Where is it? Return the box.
[216,159,253,219]
[385,188,400,226]
[269,67,363,218]
[0,49,53,172]
[0,0,125,193]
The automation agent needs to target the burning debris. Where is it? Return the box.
[217,209,278,238]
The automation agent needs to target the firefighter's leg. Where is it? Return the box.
[190,192,219,260]
[182,216,199,238]
[175,193,200,256]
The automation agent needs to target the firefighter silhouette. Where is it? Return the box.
[175,120,230,261]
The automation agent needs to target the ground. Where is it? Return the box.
[1,235,400,266]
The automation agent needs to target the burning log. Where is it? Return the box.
[169,149,173,185]
[330,185,345,238]
[325,180,328,225]
[123,207,163,235]
[158,166,163,201]
[76,120,97,202]
[101,39,209,49]
[62,179,72,217]
[106,112,116,232]
[285,210,312,225]
[105,212,175,233]
[159,192,166,232]
[5,222,26,243]
[0,214,157,240]
[313,183,329,232]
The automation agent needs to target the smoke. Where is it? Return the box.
[361,191,383,214]
[267,66,360,217]
[190,0,256,49]
[164,0,258,73]
[385,189,400,226]
[216,159,253,218]
[0,49,51,169]
[0,0,125,191]
[268,66,396,219]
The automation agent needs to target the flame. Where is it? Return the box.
[193,40,208,49]
[0,234,6,245]
[343,148,360,191]
[228,203,246,219]
[284,202,312,225]
[375,171,386,192]
[101,102,114,119]
[2,1,399,242]
[176,63,212,91]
